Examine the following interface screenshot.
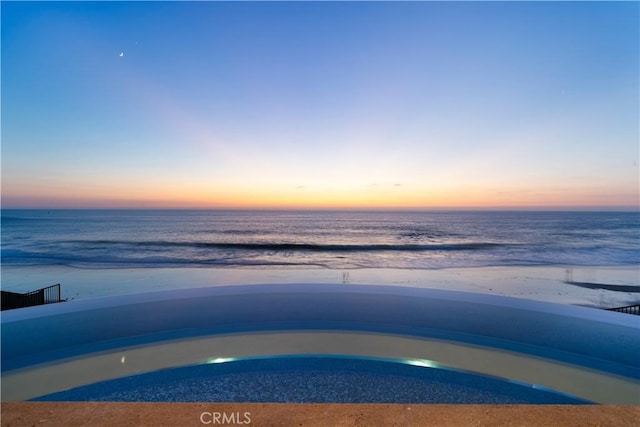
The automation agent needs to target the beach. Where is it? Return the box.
[3,265,638,309]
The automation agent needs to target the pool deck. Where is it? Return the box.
[2,402,639,426]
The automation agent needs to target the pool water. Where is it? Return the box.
[33,356,588,404]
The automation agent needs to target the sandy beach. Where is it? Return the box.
[2,265,639,309]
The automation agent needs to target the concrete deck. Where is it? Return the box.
[2,403,639,426]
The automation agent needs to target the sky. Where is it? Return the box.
[1,1,638,210]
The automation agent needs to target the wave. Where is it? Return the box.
[4,246,637,270]
[0,249,329,268]
[65,240,509,252]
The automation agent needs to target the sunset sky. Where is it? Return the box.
[2,1,638,210]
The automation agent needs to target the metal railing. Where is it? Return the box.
[606,304,640,316]
[1,284,62,311]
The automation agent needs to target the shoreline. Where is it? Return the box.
[2,265,639,309]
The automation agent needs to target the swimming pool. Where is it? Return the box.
[2,284,638,403]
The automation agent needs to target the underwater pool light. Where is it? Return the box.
[404,359,440,369]
[205,357,236,364]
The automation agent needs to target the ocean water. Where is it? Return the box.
[1,210,638,270]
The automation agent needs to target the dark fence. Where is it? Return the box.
[606,304,640,316]
[1,284,61,311]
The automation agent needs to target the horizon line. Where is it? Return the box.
[2,206,638,212]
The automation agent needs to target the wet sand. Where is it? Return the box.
[2,265,639,308]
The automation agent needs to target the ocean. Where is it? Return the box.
[1,210,638,270]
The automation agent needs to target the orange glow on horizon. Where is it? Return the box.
[3,181,638,210]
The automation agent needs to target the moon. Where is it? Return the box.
[119,52,124,57]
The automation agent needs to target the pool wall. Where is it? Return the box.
[2,284,639,403]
